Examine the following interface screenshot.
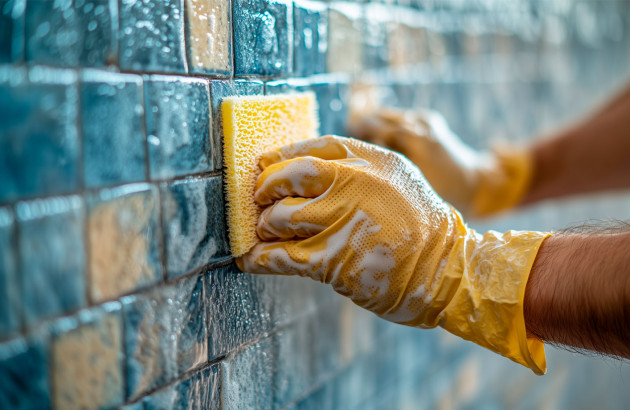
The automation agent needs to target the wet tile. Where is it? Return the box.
[144,364,221,410]
[222,338,273,410]
[185,0,232,75]
[161,176,229,280]
[0,335,50,409]
[122,274,207,400]
[145,75,212,180]
[0,208,19,337]
[310,80,349,136]
[51,302,123,410]
[0,0,25,62]
[206,264,272,359]
[17,195,86,325]
[232,0,292,76]
[327,3,363,75]
[119,0,187,73]
[25,0,115,67]
[81,70,146,188]
[293,0,327,76]
[86,184,161,303]
[295,382,337,410]
[209,80,264,170]
[268,275,319,328]
[0,67,78,202]
[272,320,314,408]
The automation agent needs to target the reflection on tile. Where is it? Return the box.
[0,335,50,409]
[145,75,212,180]
[206,264,272,359]
[81,70,146,188]
[87,184,162,303]
[0,207,18,337]
[293,0,327,76]
[233,0,292,76]
[185,0,232,75]
[0,0,25,62]
[144,364,220,410]
[51,302,123,410]
[161,177,229,280]
[0,67,78,202]
[123,275,207,401]
[222,338,273,410]
[327,3,363,75]
[209,80,264,169]
[25,0,115,67]
[17,195,86,325]
[119,0,187,73]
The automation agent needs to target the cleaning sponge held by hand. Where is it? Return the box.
[222,92,319,257]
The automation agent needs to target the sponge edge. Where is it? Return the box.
[222,92,319,257]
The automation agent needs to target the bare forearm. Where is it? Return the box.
[524,228,630,358]
[522,83,630,204]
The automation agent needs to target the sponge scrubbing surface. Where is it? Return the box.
[222,92,319,257]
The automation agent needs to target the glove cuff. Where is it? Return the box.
[439,228,551,375]
[471,146,533,217]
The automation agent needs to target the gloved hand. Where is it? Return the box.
[349,109,532,217]
[237,135,550,375]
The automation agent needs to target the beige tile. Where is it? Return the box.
[186,0,232,74]
[327,3,364,75]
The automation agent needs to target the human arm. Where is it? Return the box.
[525,228,630,358]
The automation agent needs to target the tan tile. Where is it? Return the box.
[327,3,364,75]
[186,0,232,74]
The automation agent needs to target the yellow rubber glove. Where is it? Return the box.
[237,135,550,375]
[349,109,533,217]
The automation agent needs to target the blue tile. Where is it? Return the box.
[265,78,312,95]
[233,0,293,76]
[0,207,19,337]
[86,184,162,302]
[50,302,123,409]
[161,177,230,280]
[122,274,207,400]
[17,195,86,325]
[363,5,390,70]
[295,382,337,410]
[144,364,221,410]
[293,0,327,76]
[0,67,79,202]
[222,338,273,410]
[0,0,25,62]
[25,0,115,67]
[0,335,50,410]
[209,80,264,170]
[145,75,212,180]
[119,0,187,73]
[310,80,349,136]
[206,264,272,359]
[81,70,146,188]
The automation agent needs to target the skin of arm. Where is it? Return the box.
[524,229,630,359]
[523,82,630,205]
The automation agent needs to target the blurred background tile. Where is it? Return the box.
[51,302,123,410]
[185,0,232,75]
[145,75,212,180]
[327,3,363,75]
[0,67,78,203]
[0,207,19,338]
[119,0,187,73]
[81,70,146,188]
[86,184,162,303]
[161,176,229,280]
[293,0,327,76]
[17,195,86,325]
[233,0,293,76]
[0,0,25,63]
[209,80,264,169]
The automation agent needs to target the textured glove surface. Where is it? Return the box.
[238,135,549,374]
[350,109,532,217]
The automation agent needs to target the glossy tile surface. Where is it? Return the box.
[17,196,86,325]
[161,177,229,280]
[145,75,212,180]
[293,0,327,76]
[0,67,78,202]
[143,364,220,410]
[185,0,232,75]
[0,208,18,337]
[87,184,162,302]
[81,70,146,188]
[0,0,25,62]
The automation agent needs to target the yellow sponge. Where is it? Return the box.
[222,92,319,257]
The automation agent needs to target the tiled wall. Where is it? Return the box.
[2,0,630,409]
